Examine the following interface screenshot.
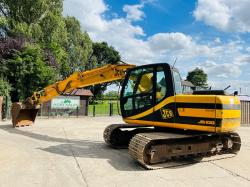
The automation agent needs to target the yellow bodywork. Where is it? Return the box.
[124,94,241,133]
[30,64,135,105]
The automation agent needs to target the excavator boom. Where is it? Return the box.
[11,63,135,127]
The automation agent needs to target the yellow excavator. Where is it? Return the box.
[11,62,241,169]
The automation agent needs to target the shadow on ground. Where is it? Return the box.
[0,124,200,171]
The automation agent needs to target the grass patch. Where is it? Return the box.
[88,100,120,116]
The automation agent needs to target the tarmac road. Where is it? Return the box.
[0,116,250,187]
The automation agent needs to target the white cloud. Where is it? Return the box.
[63,0,250,95]
[63,0,108,32]
[194,0,250,32]
[63,0,214,64]
[194,0,230,31]
[234,55,250,65]
[148,33,193,51]
[63,0,150,64]
[246,47,250,53]
[123,4,145,21]
[214,37,221,43]
[199,60,242,78]
[147,32,214,60]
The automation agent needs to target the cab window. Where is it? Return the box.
[156,67,167,102]
[173,71,182,94]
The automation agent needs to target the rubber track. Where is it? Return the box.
[129,132,241,170]
[103,124,148,148]
[129,133,151,165]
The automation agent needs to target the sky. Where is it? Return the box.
[63,0,250,95]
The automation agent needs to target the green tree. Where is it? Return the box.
[186,68,208,88]
[0,16,8,37]
[88,42,120,69]
[0,0,68,77]
[0,0,124,102]
[0,78,11,97]
[104,90,119,99]
[0,0,64,40]
[39,11,69,77]
[1,42,56,101]
[88,42,121,97]
[64,16,92,75]
[0,0,63,24]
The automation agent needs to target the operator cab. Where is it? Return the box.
[120,63,182,118]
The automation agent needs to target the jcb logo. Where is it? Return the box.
[161,109,174,119]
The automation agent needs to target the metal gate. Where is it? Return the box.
[241,101,250,125]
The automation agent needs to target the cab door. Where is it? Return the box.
[120,66,155,118]
[151,65,175,124]
[120,64,174,121]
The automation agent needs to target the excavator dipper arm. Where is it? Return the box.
[11,64,135,127]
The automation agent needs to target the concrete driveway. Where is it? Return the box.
[0,117,250,187]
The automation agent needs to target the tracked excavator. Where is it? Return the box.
[11,62,241,169]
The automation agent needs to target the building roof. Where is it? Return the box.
[182,80,195,87]
[238,95,250,101]
[65,89,93,97]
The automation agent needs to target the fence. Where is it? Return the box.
[5,98,249,121]
[88,100,120,116]
[1,98,120,120]
[35,100,120,118]
[241,101,250,125]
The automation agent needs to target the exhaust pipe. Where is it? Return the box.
[11,102,40,127]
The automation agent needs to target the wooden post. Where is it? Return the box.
[48,105,50,118]
[93,105,96,117]
[109,102,112,116]
[5,96,8,119]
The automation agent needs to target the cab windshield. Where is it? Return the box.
[120,64,175,117]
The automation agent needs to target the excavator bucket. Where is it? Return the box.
[11,102,40,127]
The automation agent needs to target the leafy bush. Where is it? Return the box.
[0,78,12,119]
[3,43,56,101]
[0,78,12,97]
